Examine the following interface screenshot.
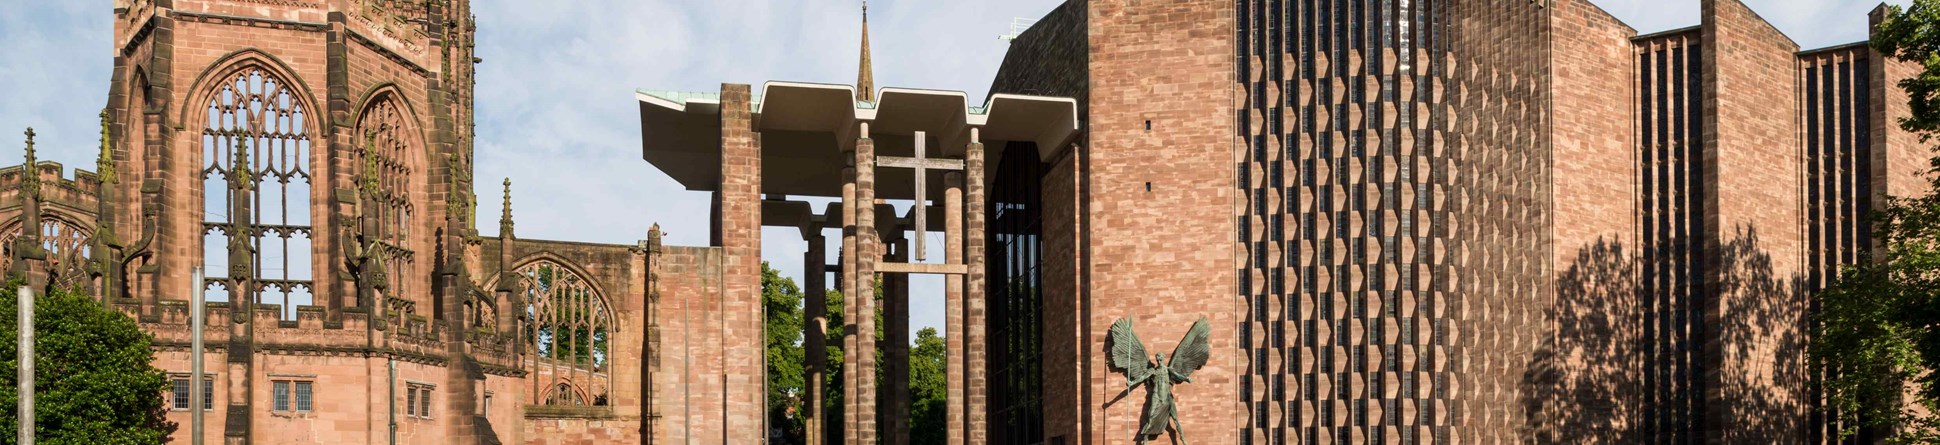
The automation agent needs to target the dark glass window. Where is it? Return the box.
[988,141,1045,445]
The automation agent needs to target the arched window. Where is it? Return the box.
[200,67,314,320]
[543,382,585,406]
[517,260,612,406]
[0,217,92,290]
[353,94,419,308]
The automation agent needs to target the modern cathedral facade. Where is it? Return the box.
[641,0,1930,444]
[0,0,1924,444]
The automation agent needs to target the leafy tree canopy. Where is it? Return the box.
[0,283,175,444]
[1819,1,1940,441]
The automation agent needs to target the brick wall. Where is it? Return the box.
[1444,2,1555,443]
[715,84,766,444]
[1084,1,1239,445]
[1700,0,1808,441]
[1539,1,1644,442]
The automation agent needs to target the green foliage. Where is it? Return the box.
[1818,2,1940,441]
[909,327,947,445]
[0,284,175,444]
[526,264,609,368]
[764,266,937,445]
[763,263,806,442]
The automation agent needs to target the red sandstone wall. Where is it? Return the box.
[1551,0,1639,266]
[645,245,726,444]
[1700,0,1808,441]
[1870,11,1931,208]
[714,84,765,444]
[1539,1,1643,442]
[1083,1,1238,445]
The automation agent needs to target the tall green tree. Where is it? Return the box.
[909,327,948,445]
[0,283,175,444]
[764,263,806,443]
[1819,1,1940,441]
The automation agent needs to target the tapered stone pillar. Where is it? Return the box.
[883,230,911,445]
[963,135,987,444]
[804,228,828,445]
[944,171,965,445]
[716,83,764,444]
[844,122,880,444]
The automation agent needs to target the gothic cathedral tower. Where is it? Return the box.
[105,0,491,443]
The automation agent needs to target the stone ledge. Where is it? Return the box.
[522,405,616,420]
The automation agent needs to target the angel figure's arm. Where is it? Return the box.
[1128,368,1153,388]
[1171,369,1193,383]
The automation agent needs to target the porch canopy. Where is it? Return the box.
[636,81,1079,208]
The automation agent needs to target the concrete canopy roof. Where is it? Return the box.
[637,81,1079,201]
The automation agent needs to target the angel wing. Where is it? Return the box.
[1108,317,1152,383]
[1168,317,1213,379]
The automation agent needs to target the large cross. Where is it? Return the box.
[875,131,963,262]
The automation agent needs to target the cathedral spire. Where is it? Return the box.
[22,127,39,199]
[856,0,875,103]
[97,110,115,184]
[499,177,514,239]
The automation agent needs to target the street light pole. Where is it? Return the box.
[18,285,33,445]
[190,267,205,445]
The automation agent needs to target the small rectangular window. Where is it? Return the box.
[295,381,313,412]
[273,381,291,412]
[406,385,435,419]
[172,378,190,410]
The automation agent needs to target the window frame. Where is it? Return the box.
[270,378,314,413]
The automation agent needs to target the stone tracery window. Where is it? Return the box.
[354,94,419,307]
[0,218,92,290]
[200,67,314,319]
[517,260,612,406]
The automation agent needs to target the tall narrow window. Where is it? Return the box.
[353,95,421,310]
[518,261,613,406]
[200,67,313,318]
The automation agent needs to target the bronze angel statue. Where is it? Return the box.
[1108,316,1212,445]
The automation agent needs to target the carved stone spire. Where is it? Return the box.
[228,131,254,284]
[96,110,115,184]
[93,109,122,302]
[22,127,39,199]
[12,127,46,286]
[856,0,874,103]
[499,177,514,239]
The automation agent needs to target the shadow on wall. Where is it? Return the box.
[1521,228,1809,443]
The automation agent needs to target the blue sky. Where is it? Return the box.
[0,0,1909,342]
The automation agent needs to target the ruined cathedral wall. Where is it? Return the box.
[494,237,649,445]
[640,244,724,445]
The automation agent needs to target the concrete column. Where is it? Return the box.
[804,229,828,445]
[853,125,880,445]
[963,137,987,444]
[943,171,965,445]
[883,231,910,445]
[716,83,764,444]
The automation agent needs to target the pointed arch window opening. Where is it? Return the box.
[517,261,612,407]
[199,68,315,320]
[0,218,93,290]
[355,95,419,312]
